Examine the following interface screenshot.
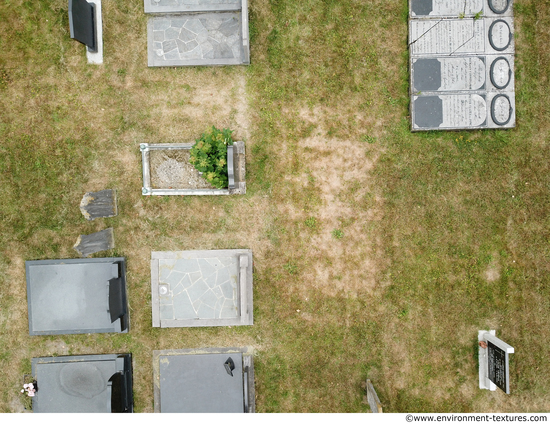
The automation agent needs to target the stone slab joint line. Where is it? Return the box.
[408,18,444,47]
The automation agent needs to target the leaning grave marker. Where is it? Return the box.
[145,0,250,67]
[409,0,515,131]
[478,330,515,394]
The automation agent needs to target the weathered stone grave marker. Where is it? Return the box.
[73,228,115,257]
[365,379,383,413]
[408,0,515,131]
[478,330,515,394]
[80,189,117,220]
[68,0,103,64]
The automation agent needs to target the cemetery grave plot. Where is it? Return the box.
[150,250,253,328]
[31,354,133,413]
[408,0,516,131]
[141,141,246,195]
[145,0,249,67]
[153,347,255,413]
[25,258,129,335]
[68,0,103,64]
[478,330,515,394]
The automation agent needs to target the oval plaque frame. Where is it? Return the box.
[491,94,513,126]
[489,56,512,90]
[488,0,510,14]
[489,20,513,52]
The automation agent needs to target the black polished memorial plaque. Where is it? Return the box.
[69,0,97,52]
[488,340,509,393]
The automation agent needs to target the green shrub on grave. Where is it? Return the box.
[189,126,234,189]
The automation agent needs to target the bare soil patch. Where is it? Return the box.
[149,149,214,189]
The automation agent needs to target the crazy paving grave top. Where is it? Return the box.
[145,0,241,14]
[147,12,249,66]
[151,250,253,327]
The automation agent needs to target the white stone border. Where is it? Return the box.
[86,0,103,64]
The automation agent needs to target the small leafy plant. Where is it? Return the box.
[331,229,344,239]
[189,126,234,189]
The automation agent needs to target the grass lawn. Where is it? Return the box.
[1,0,549,413]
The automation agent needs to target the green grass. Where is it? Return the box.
[0,0,550,413]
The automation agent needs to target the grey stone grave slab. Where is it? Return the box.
[410,0,513,18]
[31,354,133,413]
[80,189,117,220]
[478,330,515,394]
[144,0,241,14]
[73,227,115,257]
[409,3,516,131]
[25,257,129,335]
[153,347,255,413]
[147,6,249,67]
[141,142,246,195]
[151,249,253,327]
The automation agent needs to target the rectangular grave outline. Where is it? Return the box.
[151,249,253,328]
[411,91,515,130]
[152,346,255,413]
[141,142,245,196]
[31,353,133,413]
[409,0,514,19]
[26,257,129,336]
[147,7,250,67]
[409,3,516,131]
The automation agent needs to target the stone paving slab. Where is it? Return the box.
[151,250,253,327]
[145,0,241,14]
[147,10,249,66]
[409,0,515,131]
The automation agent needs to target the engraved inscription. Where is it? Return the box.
[410,19,485,55]
[490,57,511,89]
[441,94,486,128]
[439,57,485,91]
[488,341,508,392]
[427,0,483,16]
[491,95,511,125]
[489,20,511,51]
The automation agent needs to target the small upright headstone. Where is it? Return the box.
[478,330,515,394]
[366,379,383,413]
[80,189,117,221]
[68,0,104,64]
[69,0,97,51]
[73,228,115,257]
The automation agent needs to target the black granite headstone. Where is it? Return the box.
[80,189,117,221]
[412,59,441,92]
[411,0,432,15]
[488,341,510,394]
[69,0,97,52]
[414,96,443,128]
